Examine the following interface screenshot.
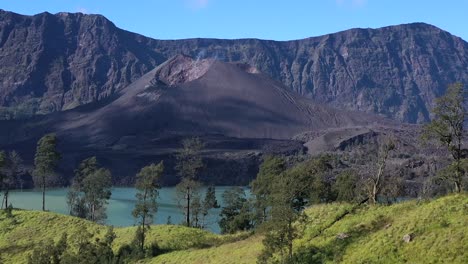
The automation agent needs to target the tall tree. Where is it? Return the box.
[2,151,23,208]
[67,157,99,218]
[200,186,219,228]
[251,156,286,223]
[190,194,203,228]
[132,162,163,252]
[175,178,201,227]
[364,138,395,204]
[219,187,253,234]
[0,150,6,209]
[175,137,204,227]
[33,134,61,211]
[82,168,112,223]
[422,83,466,192]
[257,156,332,263]
[259,170,308,263]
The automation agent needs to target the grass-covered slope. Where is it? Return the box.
[0,210,246,263]
[299,194,468,263]
[0,194,466,264]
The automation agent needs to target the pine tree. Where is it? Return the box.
[33,134,61,211]
[132,162,163,251]
[175,137,204,227]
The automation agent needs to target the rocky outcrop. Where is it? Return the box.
[0,10,468,123]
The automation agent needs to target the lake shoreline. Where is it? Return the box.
[4,186,250,234]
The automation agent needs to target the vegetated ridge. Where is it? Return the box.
[0,194,466,263]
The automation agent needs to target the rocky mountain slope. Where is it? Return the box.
[0,55,382,184]
[1,9,467,123]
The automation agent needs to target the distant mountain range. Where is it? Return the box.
[1,9,467,123]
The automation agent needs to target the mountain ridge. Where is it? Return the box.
[1,9,467,123]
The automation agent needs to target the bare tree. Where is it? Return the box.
[363,138,396,204]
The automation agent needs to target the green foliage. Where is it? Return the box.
[0,208,244,263]
[286,156,334,205]
[257,156,336,263]
[74,157,99,185]
[67,157,112,223]
[1,151,23,208]
[33,134,61,180]
[175,137,204,180]
[219,187,253,234]
[422,83,466,192]
[27,226,118,264]
[259,171,310,263]
[33,134,61,211]
[333,170,359,202]
[251,156,286,223]
[82,168,112,223]
[133,161,163,252]
[201,186,219,228]
[68,157,98,218]
[175,137,205,227]
[190,194,203,228]
[0,98,41,120]
[28,233,68,264]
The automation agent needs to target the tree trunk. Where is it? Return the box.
[91,203,95,222]
[4,190,8,208]
[42,179,46,211]
[454,180,461,193]
[141,215,146,252]
[186,187,191,227]
[371,183,378,204]
[141,188,148,251]
[287,219,293,260]
[371,147,389,204]
[455,134,463,193]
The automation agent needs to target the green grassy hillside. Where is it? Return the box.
[1,194,467,263]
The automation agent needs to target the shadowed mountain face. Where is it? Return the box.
[0,9,467,123]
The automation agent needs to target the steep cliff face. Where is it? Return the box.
[149,24,468,123]
[1,10,468,123]
[0,10,162,117]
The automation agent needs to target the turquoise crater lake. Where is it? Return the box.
[6,186,248,233]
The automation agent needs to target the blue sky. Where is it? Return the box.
[1,0,467,41]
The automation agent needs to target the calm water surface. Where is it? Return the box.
[7,186,249,233]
